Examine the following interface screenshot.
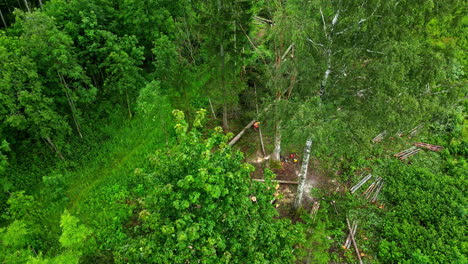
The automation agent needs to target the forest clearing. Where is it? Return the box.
[0,0,466,263]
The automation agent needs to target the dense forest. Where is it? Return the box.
[0,0,466,263]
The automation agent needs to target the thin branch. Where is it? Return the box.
[319,8,328,38]
[281,43,294,61]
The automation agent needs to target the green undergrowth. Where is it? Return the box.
[1,108,174,261]
[306,109,467,263]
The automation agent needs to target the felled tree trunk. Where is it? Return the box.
[228,120,256,146]
[294,137,313,208]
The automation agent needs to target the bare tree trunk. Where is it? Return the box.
[125,89,132,118]
[44,137,64,160]
[254,84,266,157]
[0,9,6,27]
[23,0,30,12]
[38,0,43,8]
[272,121,282,160]
[58,72,83,138]
[319,9,339,97]
[295,137,313,208]
[228,120,256,146]
[208,98,217,119]
[218,0,229,131]
[222,101,229,131]
[347,218,363,264]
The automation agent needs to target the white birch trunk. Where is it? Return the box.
[319,10,339,96]
[295,137,313,208]
[272,121,281,161]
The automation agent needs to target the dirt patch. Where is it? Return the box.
[248,151,341,215]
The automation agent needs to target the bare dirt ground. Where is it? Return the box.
[247,150,340,215]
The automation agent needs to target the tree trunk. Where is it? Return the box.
[347,218,364,264]
[0,9,6,28]
[125,88,132,118]
[58,72,83,138]
[208,98,217,119]
[45,137,64,160]
[272,120,282,160]
[295,137,313,208]
[23,0,30,12]
[222,102,229,131]
[228,120,256,146]
[38,0,42,8]
[218,0,229,132]
[254,84,267,157]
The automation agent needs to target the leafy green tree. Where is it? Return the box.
[0,139,10,173]
[13,10,96,138]
[197,0,253,130]
[0,41,70,158]
[115,109,304,263]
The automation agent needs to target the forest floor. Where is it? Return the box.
[233,123,339,217]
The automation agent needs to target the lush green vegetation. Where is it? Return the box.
[0,0,466,263]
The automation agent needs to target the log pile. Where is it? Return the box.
[343,220,358,250]
[372,131,387,143]
[408,124,423,137]
[413,142,444,152]
[363,177,384,202]
[346,218,364,264]
[394,146,421,160]
[350,174,372,194]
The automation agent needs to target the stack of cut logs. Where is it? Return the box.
[371,131,387,143]
[350,174,372,194]
[394,146,421,160]
[413,142,444,152]
[363,177,384,202]
[343,220,358,250]
[409,125,423,137]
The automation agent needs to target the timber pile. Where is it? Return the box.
[346,218,364,264]
[408,124,423,137]
[413,142,444,152]
[343,220,358,250]
[372,131,387,143]
[394,146,421,160]
[363,177,384,202]
[350,173,372,194]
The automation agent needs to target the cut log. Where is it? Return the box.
[346,218,363,264]
[253,179,298,184]
[413,142,444,152]
[228,120,256,146]
[371,182,384,202]
[253,16,274,25]
[372,131,387,143]
[228,104,272,147]
[408,124,423,137]
[350,174,372,194]
[344,221,358,249]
